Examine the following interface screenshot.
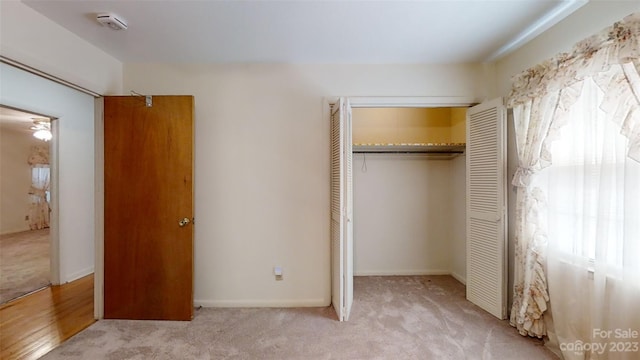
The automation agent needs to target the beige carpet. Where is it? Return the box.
[42,276,557,359]
[0,228,50,304]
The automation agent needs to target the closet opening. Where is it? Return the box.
[330,97,482,321]
[351,107,468,285]
[331,97,507,321]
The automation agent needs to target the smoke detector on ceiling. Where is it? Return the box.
[96,13,127,30]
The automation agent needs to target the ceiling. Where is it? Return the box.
[0,107,49,135]
[22,0,586,64]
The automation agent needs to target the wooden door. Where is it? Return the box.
[466,98,508,319]
[104,95,194,320]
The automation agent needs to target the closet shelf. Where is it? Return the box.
[352,143,466,156]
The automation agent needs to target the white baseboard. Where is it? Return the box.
[194,298,329,308]
[194,272,466,308]
[451,272,466,285]
[64,266,94,283]
[0,226,31,236]
[354,269,451,276]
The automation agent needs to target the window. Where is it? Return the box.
[544,78,640,269]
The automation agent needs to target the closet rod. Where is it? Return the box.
[352,144,466,155]
[353,150,464,154]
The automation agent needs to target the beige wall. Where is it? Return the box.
[0,126,42,235]
[450,108,467,144]
[123,62,488,306]
[450,155,466,283]
[353,154,466,278]
[353,107,467,145]
[0,1,123,95]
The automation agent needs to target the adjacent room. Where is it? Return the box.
[0,107,52,304]
[0,1,638,359]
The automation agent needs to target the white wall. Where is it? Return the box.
[0,63,95,283]
[450,155,466,283]
[0,126,42,235]
[123,63,488,307]
[353,154,461,276]
[0,1,123,95]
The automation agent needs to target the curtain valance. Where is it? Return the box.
[27,145,49,166]
[508,12,640,107]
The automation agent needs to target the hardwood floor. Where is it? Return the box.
[0,274,94,360]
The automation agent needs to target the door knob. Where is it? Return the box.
[178,217,190,227]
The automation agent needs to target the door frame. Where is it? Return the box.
[94,98,105,319]
[324,95,478,320]
[2,57,103,318]
[49,116,61,286]
[0,104,61,287]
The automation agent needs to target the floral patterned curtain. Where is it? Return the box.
[508,12,640,338]
[27,145,50,229]
[27,144,49,166]
[28,166,50,230]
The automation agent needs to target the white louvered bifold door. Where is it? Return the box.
[330,98,345,321]
[330,97,354,322]
[343,99,354,321]
[466,98,507,319]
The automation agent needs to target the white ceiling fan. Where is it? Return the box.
[30,118,52,141]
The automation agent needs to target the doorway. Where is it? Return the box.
[1,60,97,289]
[344,98,509,320]
[0,105,55,303]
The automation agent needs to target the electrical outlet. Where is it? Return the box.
[274,266,283,281]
